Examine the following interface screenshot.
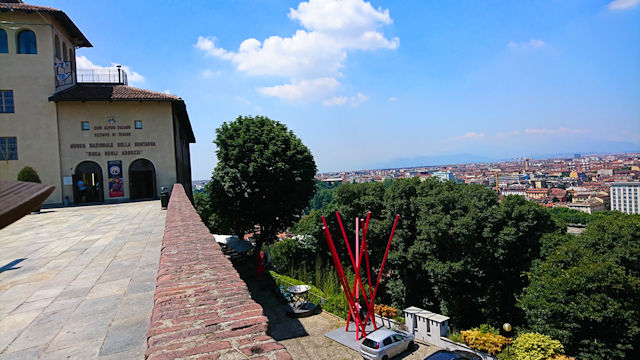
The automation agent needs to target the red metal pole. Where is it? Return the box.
[336,212,356,267]
[365,214,399,324]
[361,213,377,330]
[361,212,372,291]
[321,216,366,336]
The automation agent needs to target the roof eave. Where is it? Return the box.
[172,100,196,143]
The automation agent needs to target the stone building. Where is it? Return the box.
[0,0,194,205]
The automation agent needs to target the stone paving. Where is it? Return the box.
[0,201,165,359]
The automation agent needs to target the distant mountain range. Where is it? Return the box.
[372,141,640,170]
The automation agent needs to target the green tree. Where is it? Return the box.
[285,178,559,328]
[193,189,214,231]
[17,166,41,183]
[519,213,640,359]
[207,115,317,252]
[305,181,335,213]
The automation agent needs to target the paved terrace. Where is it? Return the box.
[0,185,432,359]
[0,201,164,359]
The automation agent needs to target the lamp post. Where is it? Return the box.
[503,323,512,355]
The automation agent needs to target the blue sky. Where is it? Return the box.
[40,0,640,179]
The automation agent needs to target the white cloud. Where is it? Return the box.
[75,55,145,84]
[196,0,398,102]
[257,77,341,102]
[324,96,348,106]
[388,97,397,101]
[163,89,171,94]
[451,132,485,141]
[608,0,640,11]
[288,0,398,50]
[324,92,368,107]
[201,69,221,78]
[508,38,545,50]
[351,92,368,106]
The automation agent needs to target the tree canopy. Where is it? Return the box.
[206,115,317,250]
[289,178,559,328]
[519,213,640,360]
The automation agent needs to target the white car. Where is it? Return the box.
[360,328,415,360]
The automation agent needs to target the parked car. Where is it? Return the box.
[424,349,481,360]
[360,328,415,360]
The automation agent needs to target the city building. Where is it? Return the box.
[525,188,549,200]
[567,198,606,214]
[432,170,456,182]
[610,182,640,214]
[0,0,194,205]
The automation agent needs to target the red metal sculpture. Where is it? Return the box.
[321,211,399,340]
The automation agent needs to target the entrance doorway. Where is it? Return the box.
[129,159,156,200]
[74,161,104,203]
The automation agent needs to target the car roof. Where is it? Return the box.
[364,328,402,341]
[425,350,473,360]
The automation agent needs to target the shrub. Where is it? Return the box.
[17,166,41,183]
[462,328,511,355]
[549,355,575,360]
[478,323,501,335]
[447,330,464,344]
[374,304,398,318]
[511,332,564,360]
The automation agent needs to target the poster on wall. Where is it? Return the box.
[108,160,124,197]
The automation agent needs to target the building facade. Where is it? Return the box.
[0,0,194,205]
[610,182,639,214]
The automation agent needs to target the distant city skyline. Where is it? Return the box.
[38,0,640,180]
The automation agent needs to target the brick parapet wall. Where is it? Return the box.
[146,184,292,360]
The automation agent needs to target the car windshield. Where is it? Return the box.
[362,338,378,349]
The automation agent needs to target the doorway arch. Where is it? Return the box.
[129,159,156,200]
[74,161,104,203]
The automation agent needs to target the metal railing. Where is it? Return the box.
[76,66,128,85]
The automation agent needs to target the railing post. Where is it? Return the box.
[117,65,122,84]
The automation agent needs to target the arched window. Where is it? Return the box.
[17,30,37,54]
[62,42,68,61]
[54,35,60,59]
[0,29,7,53]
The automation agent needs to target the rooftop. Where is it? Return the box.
[0,0,92,47]
[49,83,182,102]
[49,83,196,143]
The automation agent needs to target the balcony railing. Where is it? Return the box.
[76,66,128,85]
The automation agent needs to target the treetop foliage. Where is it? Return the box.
[519,213,640,360]
[206,115,317,247]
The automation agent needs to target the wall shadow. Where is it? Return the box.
[232,260,309,341]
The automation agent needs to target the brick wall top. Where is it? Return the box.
[146,184,292,360]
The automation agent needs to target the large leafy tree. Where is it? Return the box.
[207,115,317,251]
[519,213,640,359]
[291,178,557,328]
